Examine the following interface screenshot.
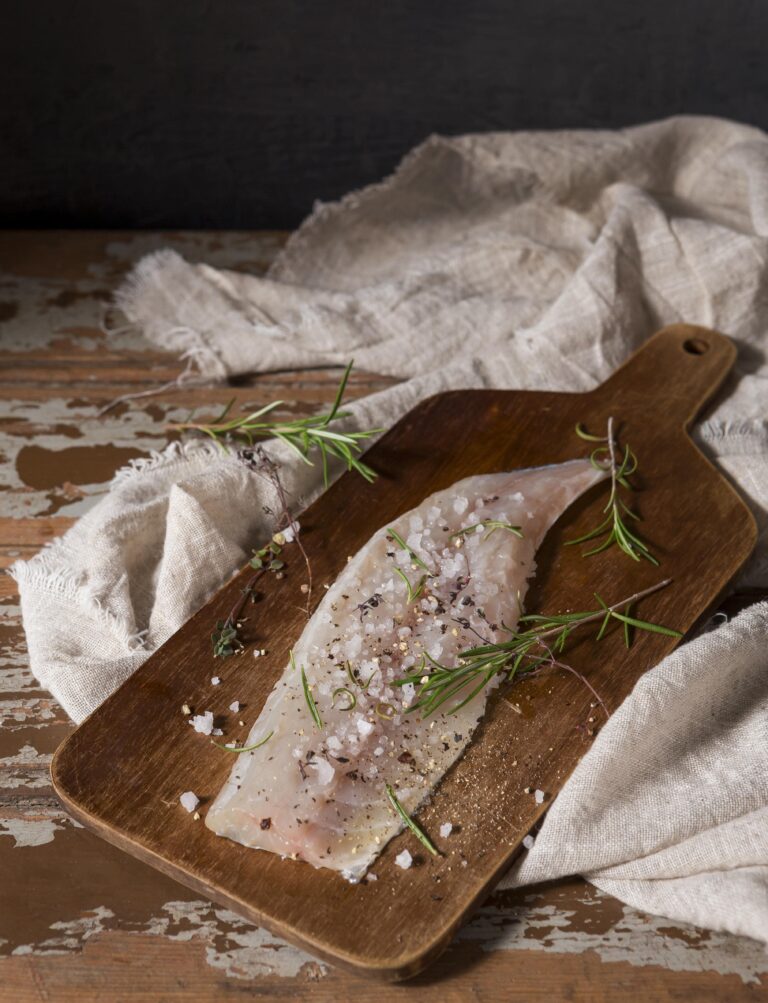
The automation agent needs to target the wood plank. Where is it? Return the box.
[51,325,758,980]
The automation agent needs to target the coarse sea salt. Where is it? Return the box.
[534,789,546,804]
[180,791,199,813]
[522,834,535,849]
[229,701,240,712]
[357,719,375,737]
[439,822,453,838]
[310,758,335,786]
[190,711,214,735]
[211,676,221,686]
[395,849,413,870]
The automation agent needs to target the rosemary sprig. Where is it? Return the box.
[450,520,523,541]
[394,580,680,717]
[393,567,427,604]
[387,528,430,571]
[568,417,658,565]
[213,730,274,753]
[170,361,382,486]
[295,650,323,729]
[385,783,439,856]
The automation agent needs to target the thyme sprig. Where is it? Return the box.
[450,520,523,541]
[296,650,323,729]
[211,570,265,658]
[171,361,382,486]
[568,417,658,565]
[394,579,680,717]
[385,783,439,856]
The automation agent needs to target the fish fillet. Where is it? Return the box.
[206,459,605,879]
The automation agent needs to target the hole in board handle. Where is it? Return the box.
[683,338,709,355]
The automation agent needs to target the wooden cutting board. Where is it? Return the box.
[51,324,757,981]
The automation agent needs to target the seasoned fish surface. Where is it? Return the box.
[206,459,604,879]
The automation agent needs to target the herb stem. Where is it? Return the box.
[519,578,672,645]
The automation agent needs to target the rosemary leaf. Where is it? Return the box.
[213,730,274,753]
[449,520,523,541]
[385,783,439,856]
[295,650,323,729]
[387,527,430,571]
[332,686,356,710]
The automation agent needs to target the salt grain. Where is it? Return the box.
[179,791,199,813]
[534,789,546,804]
[523,835,536,850]
[211,676,221,686]
[395,849,413,870]
[439,822,453,838]
[229,701,240,712]
[190,711,214,735]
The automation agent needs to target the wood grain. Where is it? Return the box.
[50,323,757,980]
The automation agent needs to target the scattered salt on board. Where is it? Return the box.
[190,711,214,735]
[534,789,546,804]
[394,849,413,870]
[180,791,199,813]
[439,822,453,838]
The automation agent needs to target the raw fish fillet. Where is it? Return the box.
[206,459,605,879]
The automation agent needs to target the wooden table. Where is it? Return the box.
[1,231,766,1001]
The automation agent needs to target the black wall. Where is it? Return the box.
[2,1,767,229]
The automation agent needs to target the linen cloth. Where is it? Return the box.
[11,115,768,943]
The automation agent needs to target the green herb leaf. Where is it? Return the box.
[295,650,323,729]
[393,566,427,604]
[449,520,523,541]
[386,527,430,571]
[385,783,439,856]
[171,361,382,485]
[213,730,274,753]
[396,580,679,717]
[567,418,658,565]
[331,686,356,711]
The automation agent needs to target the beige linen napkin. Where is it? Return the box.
[11,115,768,943]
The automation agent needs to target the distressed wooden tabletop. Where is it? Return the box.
[0,231,766,1001]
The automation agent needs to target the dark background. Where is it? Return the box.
[2,0,766,230]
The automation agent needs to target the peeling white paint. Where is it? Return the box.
[0,697,59,728]
[12,907,116,955]
[459,889,768,985]
[0,744,52,789]
[0,817,65,847]
[144,900,325,980]
[9,898,325,981]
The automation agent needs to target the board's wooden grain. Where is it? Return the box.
[50,323,757,981]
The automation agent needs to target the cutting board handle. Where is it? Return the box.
[589,323,736,428]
